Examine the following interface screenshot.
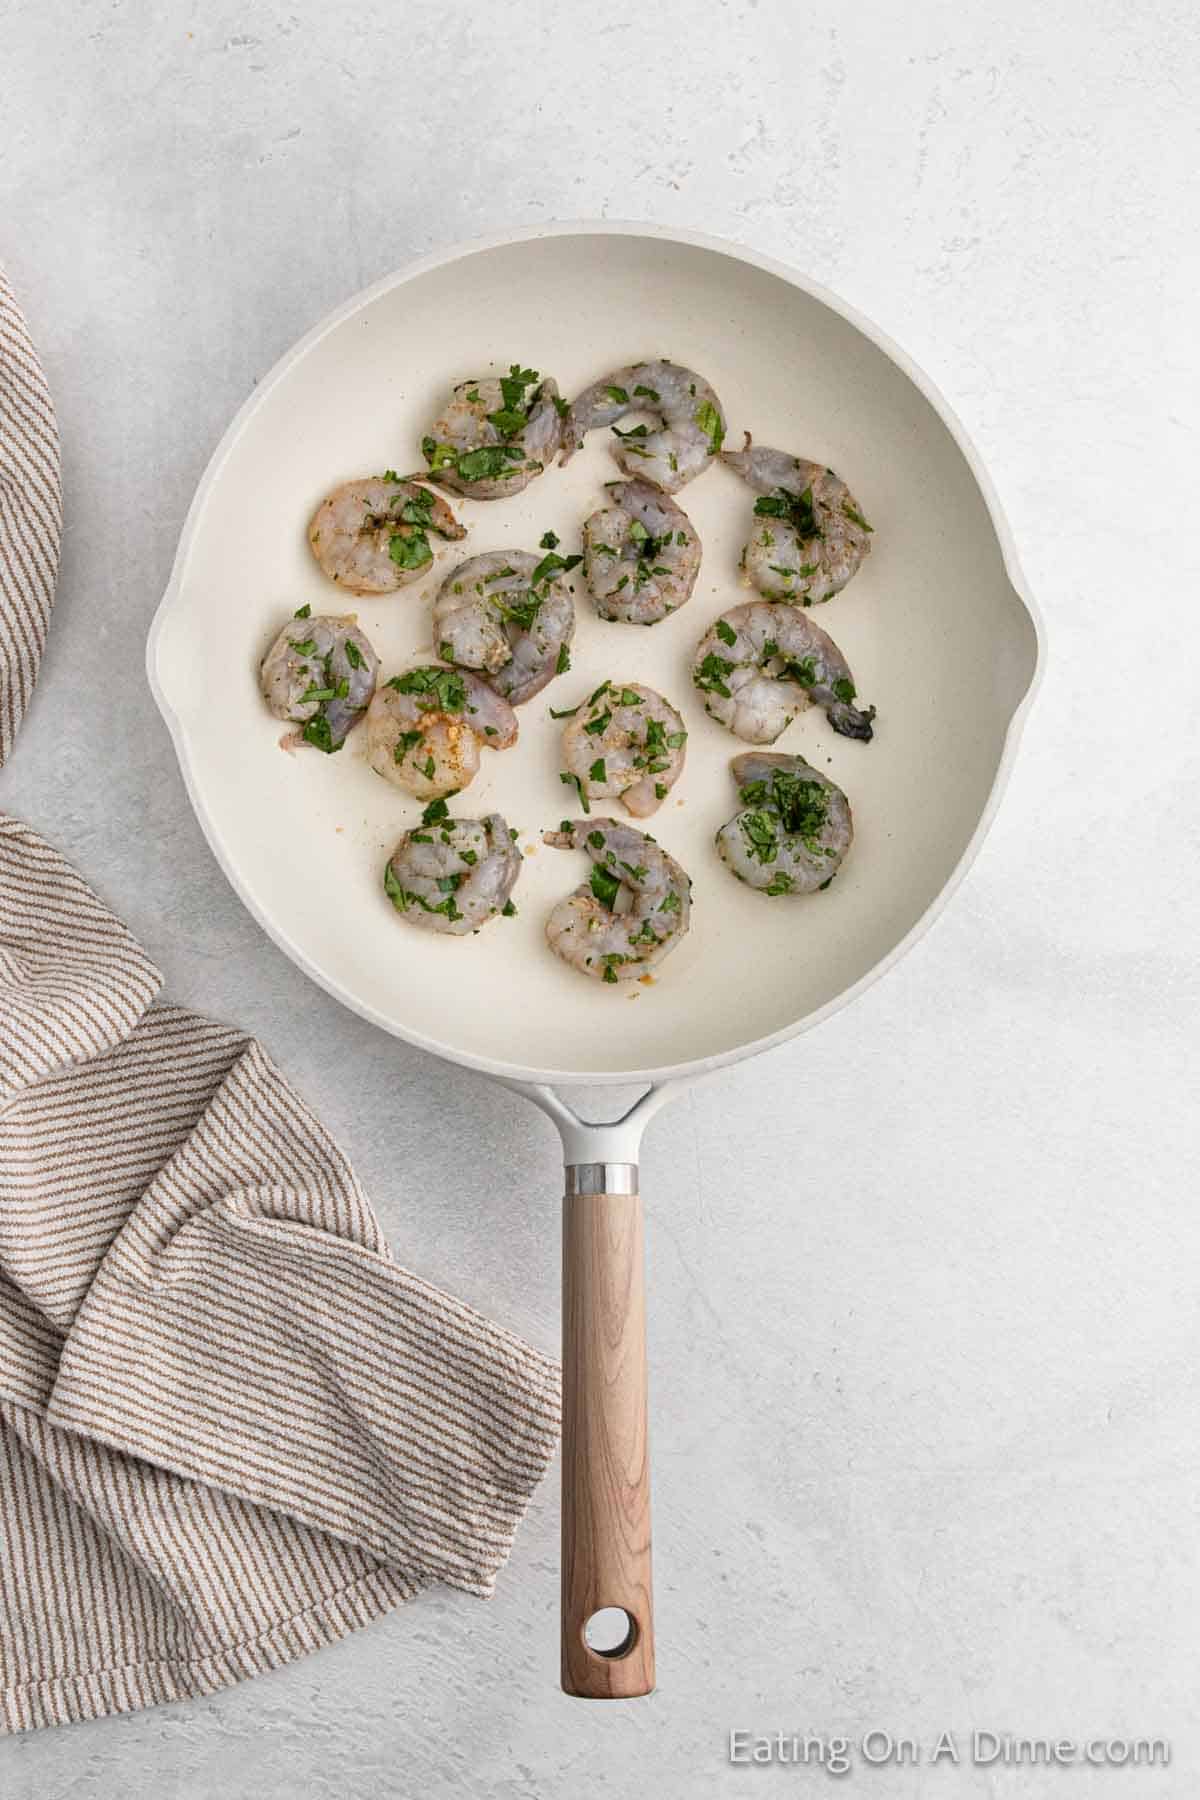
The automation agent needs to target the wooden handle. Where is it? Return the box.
[560,1189,655,1698]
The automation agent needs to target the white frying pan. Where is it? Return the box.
[148,222,1043,1699]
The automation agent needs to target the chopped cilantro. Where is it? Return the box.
[539,529,560,550]
[693,400,724,454]
[301,715,340,754]
[293,603,311,619]
[715,618,737,647]
[695,653,734,698]
[590,864,621,909]
[389,530,432,571]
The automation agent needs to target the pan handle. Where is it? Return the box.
[560,1161,654,1697]
[501,1080,681,1698]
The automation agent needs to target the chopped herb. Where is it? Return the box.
[344,638,364,669]
[390,667,466,711]
[300,685,336,703]
[842,502,873,533]
[549,702,579,719]
[617,687,642,706]
[658,891,680,913]
[665,730,687,748]
[632,383,660,403]
[694,400,724,454]
[289,637,316,657]
[539,529,560,550]
[551,393,569,418]
[530,549,583,586]
[559,771,590,813]
[382,470,402,483]
[501,898,517,916]
[555,642,571,675]
[301,715,340,754]
[457,444,524,481]
[715,618,737,647]
[421,437,458,472]
[389,530,432,571]
[394,729,423,761]
[755,485,820,539]
[383,864,408,910]
[765,871,795,896]
[590,864,621,909]
[604,384,630,405]
[832,677,856,703]
[587,830,604,848]
[654,783,667,799]
[628,519,650,545]
[499,363,538,409]
[583,710,611,736]
[438,640,454,662]
[612,423,648,439]
[421,796,453,826]
[293,603,311,619]
[588,757,607,784]
[695,653,735,698]
[486,407,528,438]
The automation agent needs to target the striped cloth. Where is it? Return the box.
[0,271,559,1733]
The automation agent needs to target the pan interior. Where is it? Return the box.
[153,232,1037,1081]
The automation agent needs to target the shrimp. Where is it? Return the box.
[721,435,873,605]
[259,611,378,753]
[432,547,578,705]
[561,360,726,493]
[581,481,701,625]
[716,753,853,896]
[365,664,517,800]
[384,812,521,935]
[307,475,465,595]
[542,818,692,983]
[692,602,876,743]
[560,680,687,818]
[421,364,564,500]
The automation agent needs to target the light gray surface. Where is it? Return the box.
[1,1,1197,1794]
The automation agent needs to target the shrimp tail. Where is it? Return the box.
[828,700,876,742]
[718,429,755,477]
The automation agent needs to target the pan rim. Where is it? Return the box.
[147,219,1046,1088]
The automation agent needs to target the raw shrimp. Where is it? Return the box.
[365,665,517,800]
[383,812,521,935]
[562,360,726,493]
[433,547,579,705]
[716,753,853,897]
[692,602,876,743]
[421,364,564,500]
[560,680,687,818]
[259,610,378,753]
[721,435,873,605]
[542,818,692,983]
[308,475,464,595]
[581,481,701,625]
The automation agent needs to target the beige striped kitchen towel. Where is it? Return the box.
[0,269,559,1732]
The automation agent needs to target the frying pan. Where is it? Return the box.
[147,222,1043,1699]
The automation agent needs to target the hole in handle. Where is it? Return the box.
[583,1607,638,1659]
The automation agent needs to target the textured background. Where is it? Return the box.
[2,1,1197,1794]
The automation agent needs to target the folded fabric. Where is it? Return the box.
[0,272,559,1733]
